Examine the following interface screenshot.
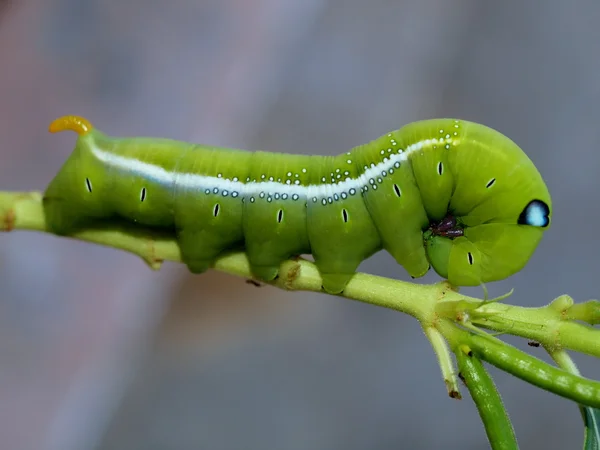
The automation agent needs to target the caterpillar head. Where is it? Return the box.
[425,198,551,286]
[422,121,552,286]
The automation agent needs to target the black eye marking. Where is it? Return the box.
[467,252,474,265]
[486,178,496,188]
[277,209,283,223]
[85,178,92,193]
[518,199,550,228]
[140,187,147,202]
[393,184,401,197]
[213,204,220,217]
[342,208,349,223]
[437,162,443,175]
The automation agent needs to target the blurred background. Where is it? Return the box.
[1,0,599,449]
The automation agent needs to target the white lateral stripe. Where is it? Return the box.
[89,136,455,199]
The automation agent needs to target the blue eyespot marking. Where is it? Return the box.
[518,200,550,228]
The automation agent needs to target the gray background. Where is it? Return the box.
[0,1,599,449]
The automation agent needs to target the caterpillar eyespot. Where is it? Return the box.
[518,199,550,228]
[42,116,552,294]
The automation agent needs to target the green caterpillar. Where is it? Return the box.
[42,115,551,294]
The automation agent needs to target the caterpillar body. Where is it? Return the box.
[42,115,551,294]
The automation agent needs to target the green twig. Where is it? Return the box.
[467,333,600,408]
[455,344,518,450]
[423,324,461,398]
[3,189,600,449]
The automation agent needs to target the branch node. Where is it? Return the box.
[141,239,163,270]
[549,295,575,316]
[424,324,461,399]
[2,207,15,231]
[459,344,473,357]
[283,261,302,290]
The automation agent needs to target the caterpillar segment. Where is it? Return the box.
[43,115,551,294]
[306,153,382,294]
[174,146,253,275]
[241,151,312,282]
[353,128,431,281]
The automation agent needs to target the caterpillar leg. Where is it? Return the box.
[174,191,245,277]
[317,263,359,295]
[249,264,280,282]
[308,201,381,295]
[182,259,213,274]
[176,228,223,274]
[243,195,311,284]
[245,239,310,283]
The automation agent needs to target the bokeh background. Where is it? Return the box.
[1,1,599,449]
